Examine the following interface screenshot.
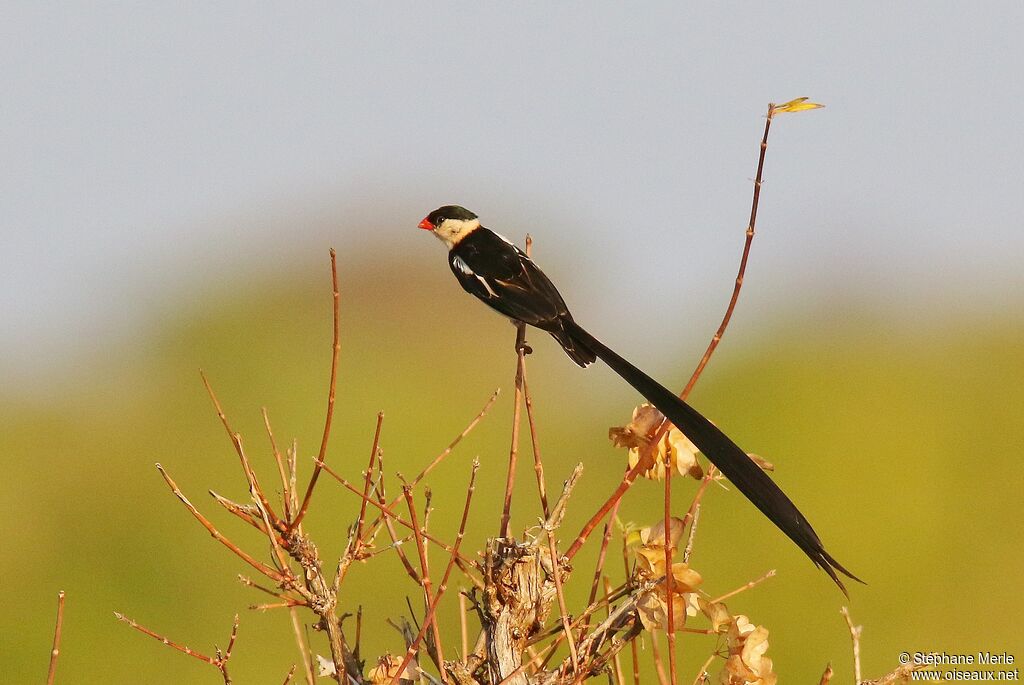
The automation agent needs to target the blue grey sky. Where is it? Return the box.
[3,3,1021,382]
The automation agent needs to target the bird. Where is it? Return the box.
[418,204,860,594]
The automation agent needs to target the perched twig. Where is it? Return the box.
[499,236,535,539]
[499,323,528,538]
[46,590,65,685]
[568,102,786,561]
[293,247,341,529]
[640,101,781,459]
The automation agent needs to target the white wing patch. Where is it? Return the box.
[477,275,498,298]
[452,255,473,275]
[453,255,498,298]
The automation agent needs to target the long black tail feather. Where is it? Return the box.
[561,319,861,594]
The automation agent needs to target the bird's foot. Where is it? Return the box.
[516,340,533,356]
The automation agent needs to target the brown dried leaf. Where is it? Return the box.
[367,654,419,684]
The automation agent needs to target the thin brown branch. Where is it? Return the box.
[200,371,282,531]
[709,569,776,604]
[293,247,341,529]
[262,407,292,521]
[354,412,385,547]
[545,530,578,673]
[691,653,717,685]
[46,590,65,685]
[355,605,364,664]
[282,664,298,685]
[818,662,834,685]
[209,490,268,534]
[115,611,217,663]
[664,462,678,685]
[363,388,499,537]
[402,484,448,683]
[408,388,500,491]
[315,457,480,576]
[841,606,863,685]
[570,103,780,561]
[603,577,625,685]
[521,373,549,520]
[288,608,315,685]
[237,575,307,606]
[565,462,645,560]
[499,323,528,538]
[625,532,641,685]
[224,614,240,662]
[115,611,239,683]
[499,236,536,538]
[373,449,423,584]
[582,493,622,638]
[539,466,584,674]
[156,464,287,583]
[288,439,299,519]
[682,503,700,564]
[251,601,307,611]
[651,631,670,685]
[459,593,469,661]
[639,101,778,477]
[391,460,480,685]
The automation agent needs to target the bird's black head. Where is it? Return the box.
[419,205,481,247]
[423,205,478,228]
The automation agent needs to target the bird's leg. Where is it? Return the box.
[511,321,533,356]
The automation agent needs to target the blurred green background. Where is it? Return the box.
[4,255,1022,681]
[4,3,1023,682]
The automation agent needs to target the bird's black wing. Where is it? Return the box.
[449,227,571,331]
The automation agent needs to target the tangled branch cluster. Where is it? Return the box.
[101,100,920,685]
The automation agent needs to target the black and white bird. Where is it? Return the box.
[419,204,859,593]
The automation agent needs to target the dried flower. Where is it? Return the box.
[720,615,776,685]
[367,653,420,684]
[633,517,704,630]
[612,404,704,481]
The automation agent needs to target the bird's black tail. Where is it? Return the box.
[561,319,861,594]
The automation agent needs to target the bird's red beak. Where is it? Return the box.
[418,217,434,231]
